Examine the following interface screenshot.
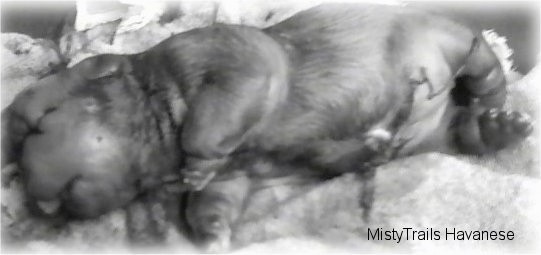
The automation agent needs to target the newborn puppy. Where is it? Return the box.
[1,2,533,251]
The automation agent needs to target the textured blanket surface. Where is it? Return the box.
[1,2,539,253]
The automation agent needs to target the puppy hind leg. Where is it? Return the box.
[454,36,508,109]
[447,35,532,153]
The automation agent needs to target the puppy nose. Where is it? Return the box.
[22,148,79,201]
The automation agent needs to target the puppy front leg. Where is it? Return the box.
[185,172,250,252]
[181,74,280,190]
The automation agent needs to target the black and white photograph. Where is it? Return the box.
[1,0,539,253]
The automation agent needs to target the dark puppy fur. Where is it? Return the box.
[1,3,533,251]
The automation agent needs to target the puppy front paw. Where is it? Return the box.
[181,157,231,191]
[202,224,232,253]
[188,212,232,253]
[182,169,216,191]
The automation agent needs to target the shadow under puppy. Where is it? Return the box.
[1,3,533,252]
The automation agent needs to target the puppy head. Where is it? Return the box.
[4,54,182,219]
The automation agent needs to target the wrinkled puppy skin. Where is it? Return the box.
[3,54,183,219]
[2,3,534,253]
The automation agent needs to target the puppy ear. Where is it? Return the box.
[73,54,133,80]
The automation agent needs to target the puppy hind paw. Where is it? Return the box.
[478,108,534,150]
